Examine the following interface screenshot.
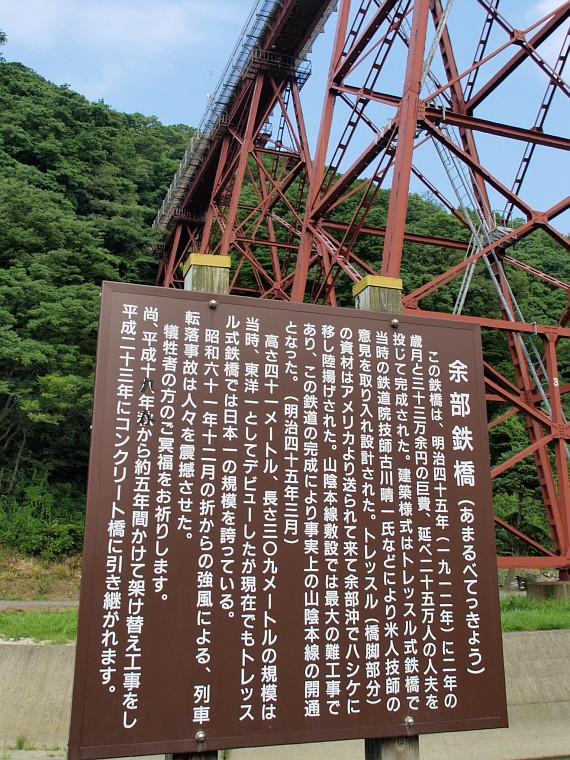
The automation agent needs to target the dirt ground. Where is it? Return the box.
[0,549,81,600]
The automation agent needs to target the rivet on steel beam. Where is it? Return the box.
[208,300,218,309]
[195,730,207,742]
[390,318,399,328]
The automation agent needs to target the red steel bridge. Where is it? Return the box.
[154,0,570,577]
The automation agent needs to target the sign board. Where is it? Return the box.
[69,282,507,760]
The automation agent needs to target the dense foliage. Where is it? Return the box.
[0,62,191,557]
[0,59,568,562]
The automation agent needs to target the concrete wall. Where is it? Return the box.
[0,644,74,749]
[420,629,570,760]
[1,631,569,759]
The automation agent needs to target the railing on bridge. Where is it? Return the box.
[153,0,332,232]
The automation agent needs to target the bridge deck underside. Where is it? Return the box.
[159,0,335,236]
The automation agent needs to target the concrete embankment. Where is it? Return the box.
[1,630,569,760]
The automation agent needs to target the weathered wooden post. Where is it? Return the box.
[183,253,231,296]
[354,274,420,760]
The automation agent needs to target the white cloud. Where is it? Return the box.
[526,1,570,69]
[1,0,250,119]
[2,0,246,54]
[532,0,568,14]
[2,0,66,49]
[72,1,245,52]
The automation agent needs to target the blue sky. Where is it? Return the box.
[3,0,564,125]
[2,0,254,126]
[2,0,568,231]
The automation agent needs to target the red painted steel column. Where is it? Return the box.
[163,222,184,288]
[291,0,352,302]
[200,134,232,255]
[382,0,431,279]
[543,332,570,576]
[220,73,265,257]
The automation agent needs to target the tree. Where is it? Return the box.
[0,62,190,556]
[489,414,553,558]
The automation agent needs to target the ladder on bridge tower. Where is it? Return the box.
[400,0,570,529]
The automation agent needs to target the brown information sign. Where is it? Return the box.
[69,282,507,760]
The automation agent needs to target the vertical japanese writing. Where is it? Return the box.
[101,303,139,703]
[284,322,300,547]
[323,324,340,717]
[303,322,320,719]
[448,359,483,678]
[117,303,141,729]
[261,327,279,721]
[237,318,257,722]
[430,349,456,709]
[90,286,504,745]
[411,334,438,711]
[178,309,200,540]
[193,320,218,725]
[155,321,178,598]
[220,314,240,619]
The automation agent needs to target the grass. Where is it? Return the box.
[0,596,569,643]
[0,608,78,644]
[0,546,81,601]
[12,734,36,751]
[500,594,570,632]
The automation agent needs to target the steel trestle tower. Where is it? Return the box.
[154,0,570,576]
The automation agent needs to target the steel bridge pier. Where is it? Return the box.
[154,0,570,577]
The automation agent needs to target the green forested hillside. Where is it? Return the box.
[0,62,191,556]
[0,59,568,561]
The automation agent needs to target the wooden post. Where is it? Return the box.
[353,275,403,314]
[168,253,230,760]
[183,253,231,295]
[354,275,420,760]
[365,736,419,760]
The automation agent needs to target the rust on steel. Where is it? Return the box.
[153,1,570,576]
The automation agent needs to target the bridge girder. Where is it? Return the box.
[155,0,570,576]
